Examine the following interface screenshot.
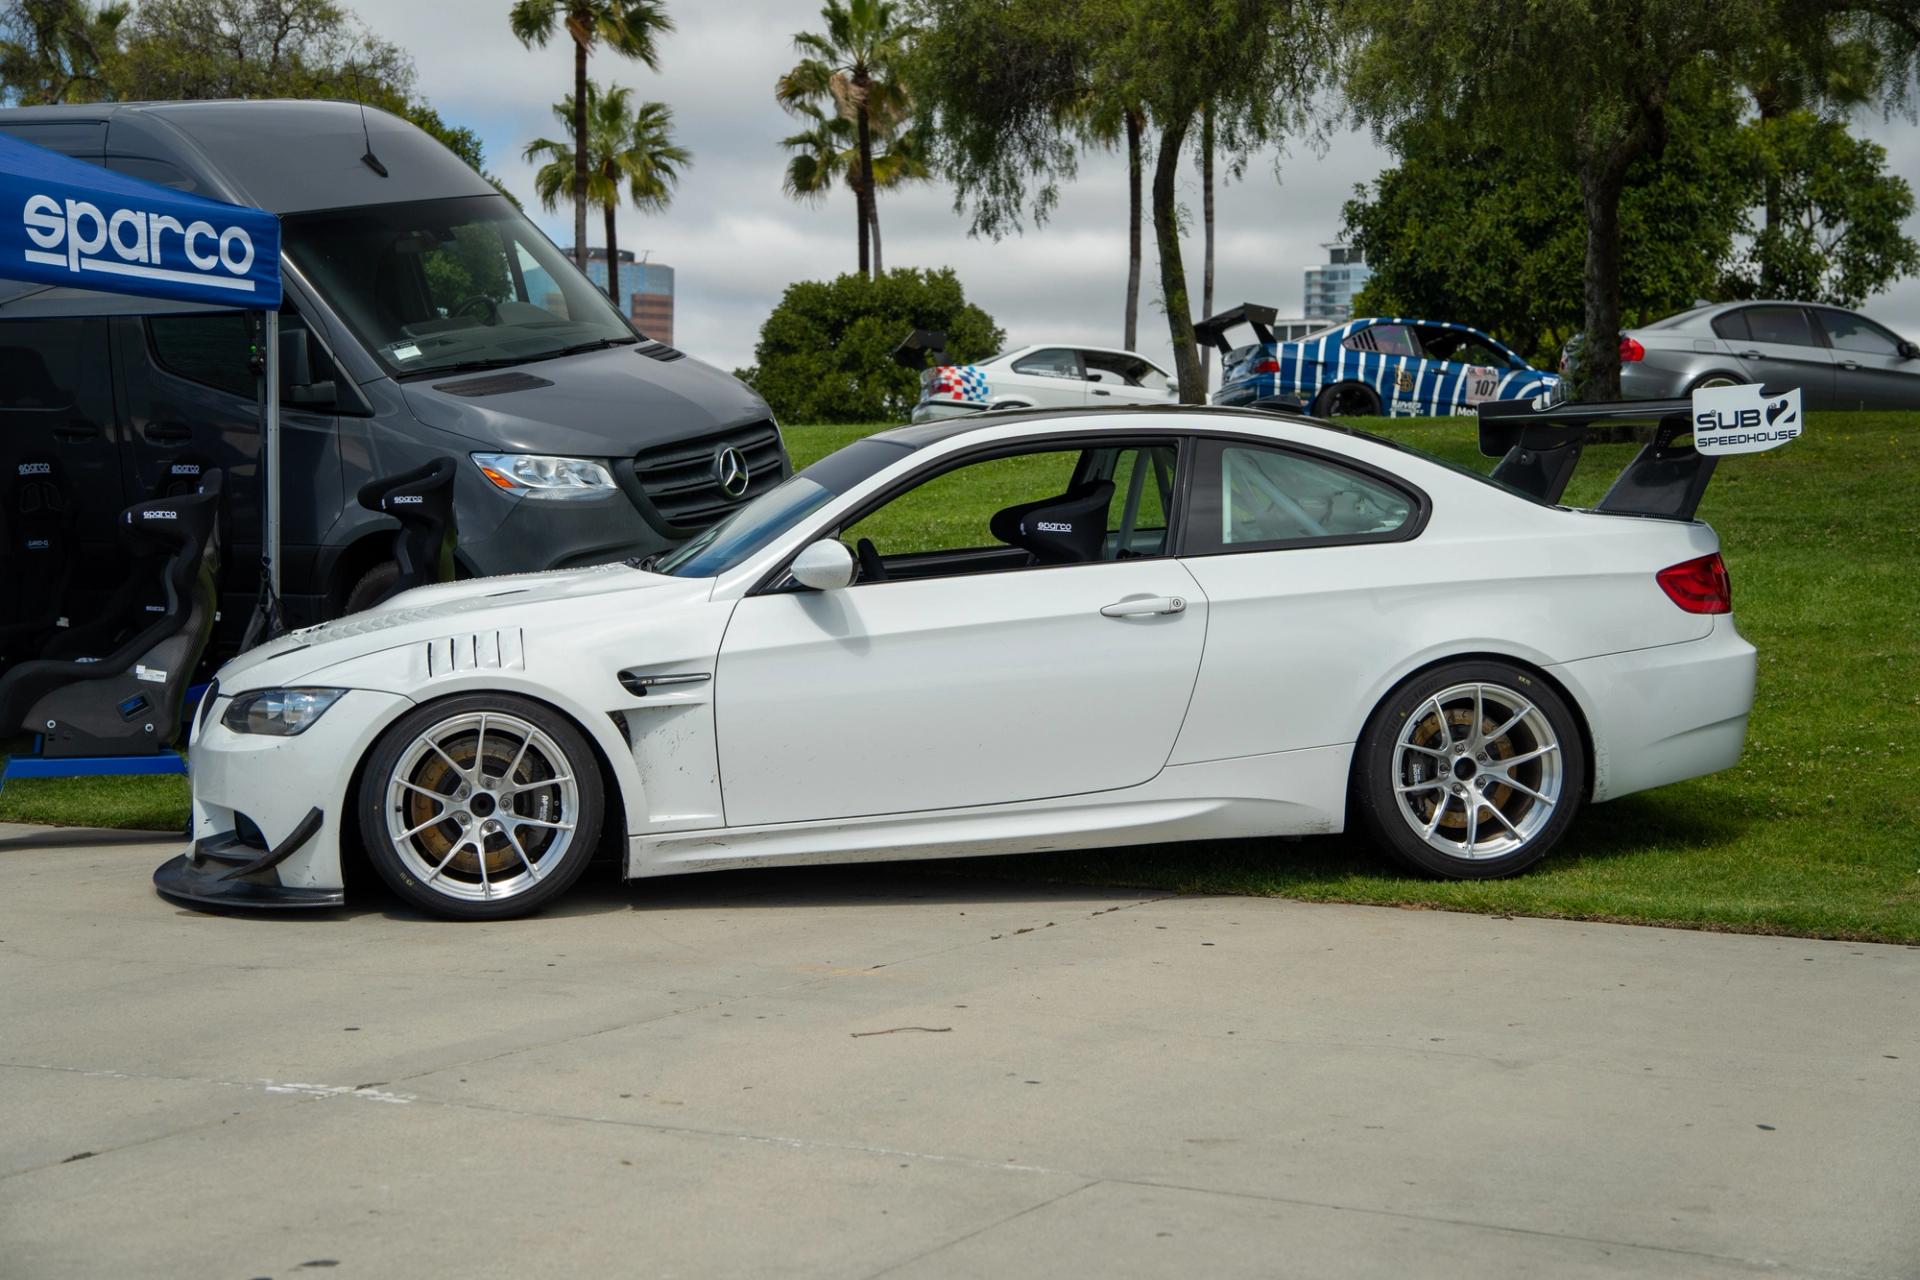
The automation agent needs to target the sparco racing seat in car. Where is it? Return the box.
[0,472,221,758]
[990,480,1115,565]
[354,456,458,607]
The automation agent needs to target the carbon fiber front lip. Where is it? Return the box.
[152,808,342,911]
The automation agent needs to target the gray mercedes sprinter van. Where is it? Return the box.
[0,100,785,654]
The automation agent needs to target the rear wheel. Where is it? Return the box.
[356,693,604,919]
[1352,661,1584,878]
[1311,382,1382,418]
[1688,371,1743,392]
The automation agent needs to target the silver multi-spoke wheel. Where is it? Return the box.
[1390,681,1564,861]
[383,710,581,903]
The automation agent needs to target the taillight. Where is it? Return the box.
[1250,357,1279,374]
[1620,336,1645,362]
[1657,553,1731,614]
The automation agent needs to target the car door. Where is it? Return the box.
[1080,350,1174,406]
[1006,347,1090,409]
[1812,309,1920,410]
[115,310,343,643]
[1720,305,1837,408]
[713,437,1207,827]
[0,316,130,639]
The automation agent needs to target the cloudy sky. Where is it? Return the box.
[360,0,1920,379]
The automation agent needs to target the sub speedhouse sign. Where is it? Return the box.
[0,131,280,309]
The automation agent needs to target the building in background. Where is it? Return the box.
[565,247,676,345]
[1304,243,1371,323]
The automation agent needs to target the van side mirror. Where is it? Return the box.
[790,539,855,591]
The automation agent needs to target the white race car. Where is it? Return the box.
[912,344,1177,421]
[156,393,1786,921]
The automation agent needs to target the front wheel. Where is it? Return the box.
[1351,661,1585,878]
[356,693,604,919]
[1311,382,1382,418]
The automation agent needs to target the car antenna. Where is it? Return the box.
[350,63,389,177]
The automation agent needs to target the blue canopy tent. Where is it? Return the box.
[0,130,282,790]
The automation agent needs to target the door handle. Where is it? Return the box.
[52,422,98,443]
[143,422,192,445]
[1738,350,1766,360]
[1100,595,1185,618]
[1838,359,1859,371]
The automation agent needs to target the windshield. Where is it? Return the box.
[283,194,636,379]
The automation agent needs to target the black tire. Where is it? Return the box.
[340,562,401,615]
[1351,660,1585,879]
[1311,382,1382,418]
[355,693,605,920]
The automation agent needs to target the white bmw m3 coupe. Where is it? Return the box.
[156,396,1776,920]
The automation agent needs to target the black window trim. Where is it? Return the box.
[1172,430,1431,558]
[747,430,1195,596]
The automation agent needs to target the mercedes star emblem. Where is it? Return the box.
[714,445,750,498]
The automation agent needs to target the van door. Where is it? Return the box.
[112,311,343,644]
[0,317,129,645]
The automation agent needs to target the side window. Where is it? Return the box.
[1744,305,1818,347]
[1081,351,1158,387]
[1816,310,1902,356]
[1343,324,1421,358]
[1187,440,1416,552]
[1011,348,1083,380]
[840,440,1179,580]
[148,312,341,406]
[1416,326,1514,368]
[0,319,90,410]
[1711,309,1751,342]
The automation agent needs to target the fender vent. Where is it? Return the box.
[425,629,525,676]
[637,341,685,363]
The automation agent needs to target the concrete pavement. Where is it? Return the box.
[1,823,1915,1279]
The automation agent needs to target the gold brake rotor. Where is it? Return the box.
[1409,707,1515,833]
[402,731,558,878]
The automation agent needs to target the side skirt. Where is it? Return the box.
[628,744,1352,878]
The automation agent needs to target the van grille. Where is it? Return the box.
[631,420,786,530]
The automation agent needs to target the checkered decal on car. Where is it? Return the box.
[925,364,991,405]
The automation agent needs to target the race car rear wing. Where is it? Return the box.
[1194,303,1279,354]
[1476,395,1717,520]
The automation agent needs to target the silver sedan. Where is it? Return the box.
[1562,301,1920,409]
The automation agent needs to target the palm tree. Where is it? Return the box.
[775,0,913,276]
[525,81,690,307]
[509,0,673,272]
[780,96,928,275]
[0,0,127,104]
[1079,100,1149,351]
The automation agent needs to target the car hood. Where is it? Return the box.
[216,564,713,691]
[400,343,771,457]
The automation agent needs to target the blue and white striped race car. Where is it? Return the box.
[1202,309,1562,418]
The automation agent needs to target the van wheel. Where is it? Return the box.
[341,562,400,615]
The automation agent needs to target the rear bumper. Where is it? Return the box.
[1548,617,1758,802]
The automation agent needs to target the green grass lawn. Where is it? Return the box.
[5,411,1916,942]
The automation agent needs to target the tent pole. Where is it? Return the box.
[263,309,281,600]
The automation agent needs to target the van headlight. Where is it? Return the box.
[472,452,618,498]
[222,688,347,736]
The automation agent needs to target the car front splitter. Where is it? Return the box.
[152,806,344,911]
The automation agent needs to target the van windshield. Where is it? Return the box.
[282,194,636,379]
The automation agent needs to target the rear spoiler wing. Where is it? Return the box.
[1194,303,1278,354]
[1477,395,1716,521]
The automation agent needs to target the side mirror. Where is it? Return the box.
[287,380,337,409]
[1899,340,1919,360]
[789,538,855,591]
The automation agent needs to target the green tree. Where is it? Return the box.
[780,97,930,275]
[909,0,1331,402]
[1727,110,1918,305]
[1342,0,1775,399]
[0,0,125,104]
[739,267,1003,423]
[104,0,412,98]
[1343,73,1755,362]
[526,81,690,305]
[510,0,673,271]
[777,0,916,278]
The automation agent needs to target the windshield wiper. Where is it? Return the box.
[526,336,639,363]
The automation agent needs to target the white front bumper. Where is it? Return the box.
[1549,617,1758,803]
[184,688,414,893]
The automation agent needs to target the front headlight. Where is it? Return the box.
[472,452,618,499]
[221,688,347,737]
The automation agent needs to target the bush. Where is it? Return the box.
[738,268,1004,424]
